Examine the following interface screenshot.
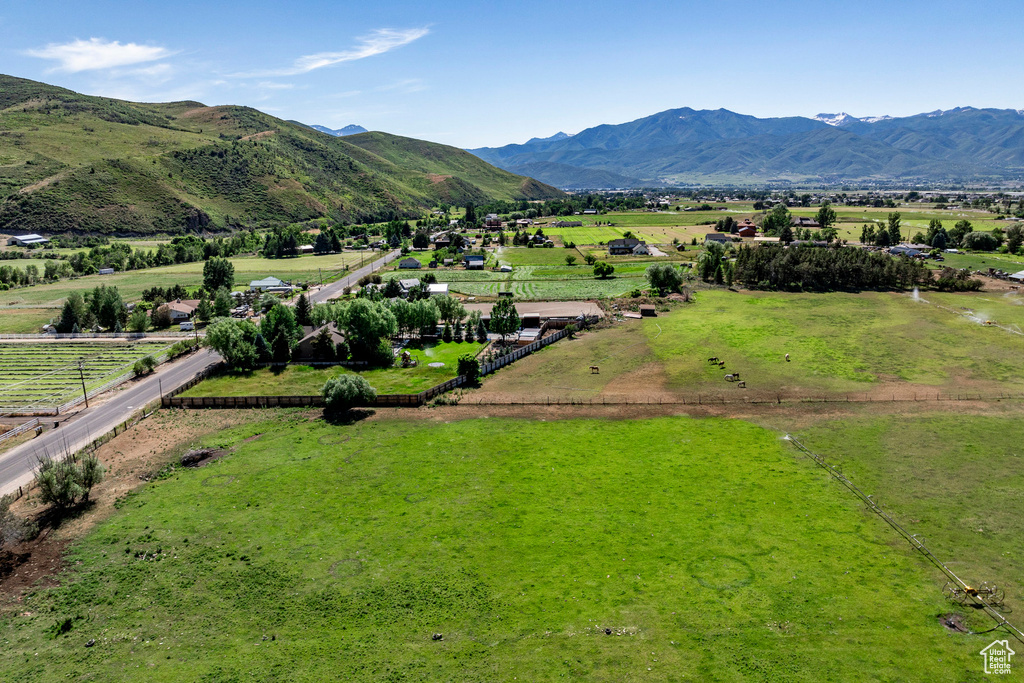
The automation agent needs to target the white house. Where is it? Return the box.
[249,276,292,293]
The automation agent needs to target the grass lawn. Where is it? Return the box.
[790,411,1024,616]
[182,341,485,397]
[0,414,988,681]
[645,290,1024,397]
[0,307,57,333]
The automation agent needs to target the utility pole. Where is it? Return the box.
[78,360,89,408]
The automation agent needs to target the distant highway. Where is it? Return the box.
[0,348,221,497]
[309,249,401,304]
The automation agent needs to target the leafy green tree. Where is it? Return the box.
[260,304,301,361]
[762,204,791,236]
[464,203,477,225]
[0,494,37,548]
[489,297,520,343]
[565,255,577,266]
[127,307,149,333]
[337,299,397,362]
[87,285,127,330]
[949,219,973,246]
[214,288,233,317]
[1006,225,1023,254]
[434,294,466,326]
[412,231,430,249]
[593,261,614,279]
[150,301,172,329]
[645,263,683,295]
[584,253,597,266]
[204,318,260,369]
[697,242,725,281]
[814,201,837,230]
[322,375,376,415]
[962,231,999,251]
[203,257,235,292]
[442,322,453,343]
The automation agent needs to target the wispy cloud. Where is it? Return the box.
[375,78,427,94]
[248,27,429,77]
[257,81,295,90]
[25,38,173,73]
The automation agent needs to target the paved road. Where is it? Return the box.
[0,348,222,497]
[309,249,401,304]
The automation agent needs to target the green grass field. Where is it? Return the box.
[645,290,1024,397]
[182,341,485,397]
[0,414,990,681]
[0,341,173,408]
[790,411,1024,615]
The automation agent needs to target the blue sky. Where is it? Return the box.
[2,0,1023,148]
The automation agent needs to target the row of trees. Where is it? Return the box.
[732,244,932,292]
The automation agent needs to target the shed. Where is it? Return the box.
[98,268,115,275]
[465,255,485,270]
[7,234,49,247]
[704,233,731,244]
[297,244,314,255]
[427,283,449,296]
[639,305,657,317]
[399,257,422,269]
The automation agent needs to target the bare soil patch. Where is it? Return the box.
[0,409,263,604]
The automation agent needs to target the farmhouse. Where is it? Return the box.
[159,299,200,323]
[607,237,645,255]
[484,213,502,228]
[705,233,731,245]
[398,279,421,294]
[7,234,49,247]
[399,257,422,269]
[465,255,486,270]
[297,244,314,255]
[294,323,346,362]
[433,238,451,250]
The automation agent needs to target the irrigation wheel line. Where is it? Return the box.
[784,433,1024,645]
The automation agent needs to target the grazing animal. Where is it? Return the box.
[718,361,725,368]
[737,381,746,388]
[725,374,736,382]
[590,365,600,374]
[707,356,719,363]
[785,353,790,362]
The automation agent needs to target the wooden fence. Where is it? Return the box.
[162,327,571,410]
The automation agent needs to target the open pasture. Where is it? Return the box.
[789,410,1024,617]
[0,341,173,409]
[0,414,986,681]
[475,289,1024,403]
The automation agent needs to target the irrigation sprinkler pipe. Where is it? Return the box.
[785,433,1024,644]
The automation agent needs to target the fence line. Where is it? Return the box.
[786,434,1024,645]
[162,328,574,410]
[0,418,40,445]
[460,392,1024,407]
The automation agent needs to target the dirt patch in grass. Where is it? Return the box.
[0,409,263,605]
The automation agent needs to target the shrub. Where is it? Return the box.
[322,375,376,414]
[133,355,157,376]
[34,453,104,511]
[457,355,481,385]
[0,494,38,548]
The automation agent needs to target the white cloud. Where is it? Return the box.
[257,81,295,90]
[252,27,429,77]
[25,38,172,73]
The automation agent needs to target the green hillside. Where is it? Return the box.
[0,75,561,235]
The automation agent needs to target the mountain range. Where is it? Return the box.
[470,106,1024,187]
[305,124,368,137]
[0,75,560,236]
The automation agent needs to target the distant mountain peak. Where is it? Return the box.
[309,123,367,136]
[813,112,856,126]
[525,131,573,145]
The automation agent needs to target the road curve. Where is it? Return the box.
[0,348,222,497]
